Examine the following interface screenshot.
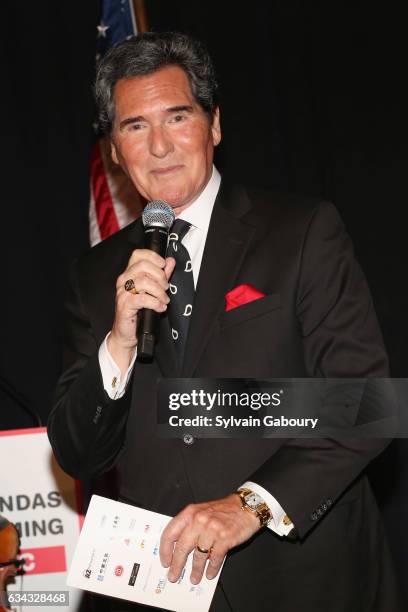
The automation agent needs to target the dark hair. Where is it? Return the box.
[95,31,218,134]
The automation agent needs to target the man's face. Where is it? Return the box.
[110,65,221,214]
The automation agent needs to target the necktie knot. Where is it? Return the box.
[169,219,191,244]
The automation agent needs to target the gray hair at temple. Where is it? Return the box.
[95,31,219,135]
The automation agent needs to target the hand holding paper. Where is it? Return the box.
[68,495,230,612]
[160,493,261,585]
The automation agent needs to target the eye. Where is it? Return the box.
[123,121,147,133]
[170,113,187,123]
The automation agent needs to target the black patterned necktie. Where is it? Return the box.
[167,219,195,358]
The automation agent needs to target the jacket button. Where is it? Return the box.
[310,512,318,521]
[183,433,194,445]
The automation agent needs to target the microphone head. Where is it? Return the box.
[142,200,175,230]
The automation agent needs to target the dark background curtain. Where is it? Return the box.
[1,0,407,605]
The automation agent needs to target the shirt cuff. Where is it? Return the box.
[241,480,294,537]
[98,332,137,399]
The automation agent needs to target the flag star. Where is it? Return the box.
[97,22,110,38]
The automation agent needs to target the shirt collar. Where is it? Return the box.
[177,165,221,233]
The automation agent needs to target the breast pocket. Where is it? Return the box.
[220,293,281,328]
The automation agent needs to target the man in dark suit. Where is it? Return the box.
[48,32,401,611]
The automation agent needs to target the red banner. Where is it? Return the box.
[19,546,67,575]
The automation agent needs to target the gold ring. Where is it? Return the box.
[124,279,137,295]
[196,545,211,555]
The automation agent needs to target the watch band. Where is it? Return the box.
[236,487,273,528]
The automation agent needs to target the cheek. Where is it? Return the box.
[118,137,144,159]
[121,146,149,175]
[177,124,211,150]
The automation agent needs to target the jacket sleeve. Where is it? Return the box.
[47,258,132,479]
[247,201,393,539]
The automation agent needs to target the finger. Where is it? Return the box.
[160,503,207,569]
[118,270,170,304]
[167,536,196,583]
[118,290,168,315]
[127,249,166,269]
[206,549,227,580]
[135,293,169,313]
[118,260,169,291]
[160,514,190,568]
[132,275,170,306]
[164,257,176,281]
[190,539,214,585]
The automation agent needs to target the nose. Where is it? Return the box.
[148,125,174,158]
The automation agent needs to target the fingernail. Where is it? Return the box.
[190,576,198,585]
[168,572,175,582]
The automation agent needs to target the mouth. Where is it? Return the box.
[150,165,184,176]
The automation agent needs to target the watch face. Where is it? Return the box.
[245,492,261,509]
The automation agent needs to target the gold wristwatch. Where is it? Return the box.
[237,487,273,528]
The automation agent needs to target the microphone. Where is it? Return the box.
[136,200,175,361]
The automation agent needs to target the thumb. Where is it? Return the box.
[164,256,176,280]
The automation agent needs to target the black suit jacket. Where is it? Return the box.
[48,181,400,611]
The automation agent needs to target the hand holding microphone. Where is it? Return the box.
[108,201,175,372]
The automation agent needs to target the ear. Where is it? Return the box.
[110,139,119,165]
[211,107,221,146]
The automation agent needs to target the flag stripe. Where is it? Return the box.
[90,141,120,240]
[89,188,102,247]
[91,0,142,246]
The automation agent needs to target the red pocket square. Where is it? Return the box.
[225,284,266,312]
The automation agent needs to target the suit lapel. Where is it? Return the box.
[181,182,256,376]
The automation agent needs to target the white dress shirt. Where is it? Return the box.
[98,166,293,536]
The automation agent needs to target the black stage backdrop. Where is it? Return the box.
[1,1,407,606]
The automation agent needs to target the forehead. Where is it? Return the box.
[113,65,196,117]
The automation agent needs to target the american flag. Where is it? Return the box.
[90,0,145,246]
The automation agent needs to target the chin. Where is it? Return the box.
[158,191,187,208]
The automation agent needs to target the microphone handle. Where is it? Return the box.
[136,226,169,361]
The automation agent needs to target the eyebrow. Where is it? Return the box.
[119,105,194,130]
